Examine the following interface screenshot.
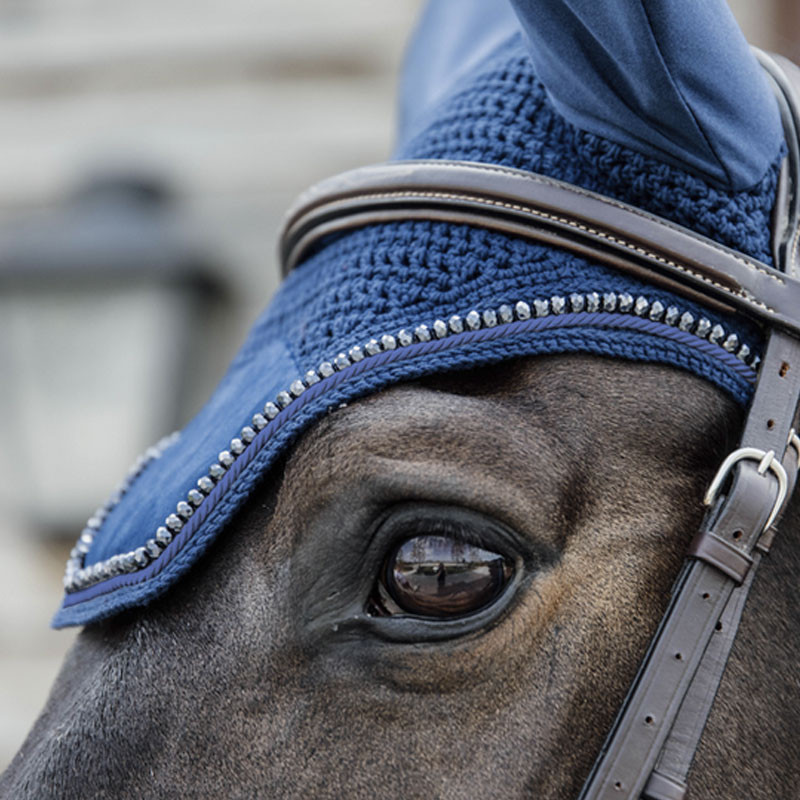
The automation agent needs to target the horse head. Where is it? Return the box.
[3,2,799,798]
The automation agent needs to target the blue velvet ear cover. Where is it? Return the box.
[54,29,783,627]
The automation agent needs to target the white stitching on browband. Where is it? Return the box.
[328,189,779,318]
[376,162,785,285]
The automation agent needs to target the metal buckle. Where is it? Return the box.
[703,447,788,532]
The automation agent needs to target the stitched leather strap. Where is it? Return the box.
[579,327,800,800]
[280,159,800,336]
[644,558,759,800]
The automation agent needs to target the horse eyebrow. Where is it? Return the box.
[294,375,554,457]
[281,386,576,559]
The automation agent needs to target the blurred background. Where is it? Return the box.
[0,0,798,773]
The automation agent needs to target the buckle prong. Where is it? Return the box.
[757,450,775,475]
[704,447,788,532]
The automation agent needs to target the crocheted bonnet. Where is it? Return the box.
[54,32,782,627]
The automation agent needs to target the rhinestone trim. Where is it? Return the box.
[63,432,179,591]
[63,293,759,594]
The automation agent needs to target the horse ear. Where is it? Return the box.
[397,0,520,147]
[507,0,783,189]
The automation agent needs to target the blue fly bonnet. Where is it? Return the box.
[54,1,785,626]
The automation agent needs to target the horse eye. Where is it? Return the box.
[371,534,514,618]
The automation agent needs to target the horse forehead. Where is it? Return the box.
[285,355,734,488]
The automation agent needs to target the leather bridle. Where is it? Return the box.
[279,50,800,800]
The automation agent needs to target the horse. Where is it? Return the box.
[3,2,800,798]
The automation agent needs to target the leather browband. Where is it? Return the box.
[278,50,800,800]
[281,161,800,339]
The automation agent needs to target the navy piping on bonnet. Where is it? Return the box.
[53,34,780,627]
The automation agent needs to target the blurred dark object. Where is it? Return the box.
[0,169,221,284]
[0,170,230,536]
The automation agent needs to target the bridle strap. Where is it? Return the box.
[581,325,800,800]
[644,555,760,799]
[278,49,800,800]
[641,335,800,800]
[281,161,800,338]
